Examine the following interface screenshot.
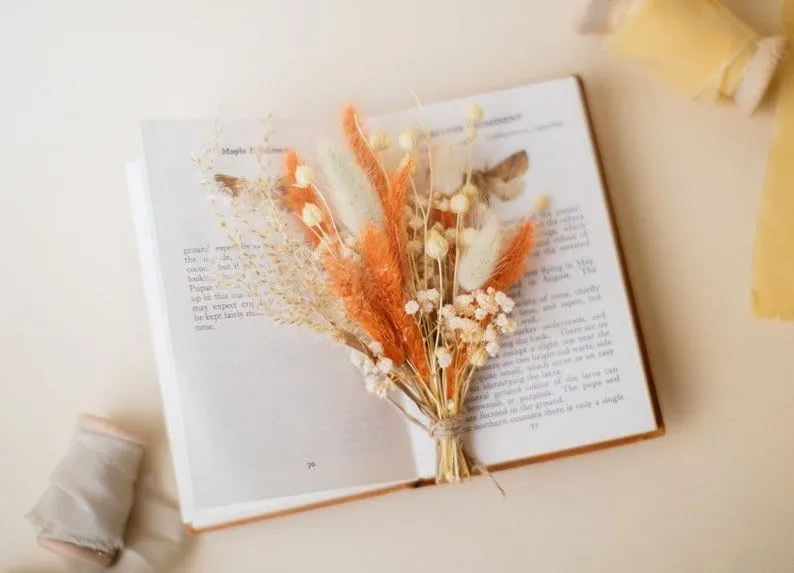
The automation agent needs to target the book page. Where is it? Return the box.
[369,77,659,476]
[134,120,417,521]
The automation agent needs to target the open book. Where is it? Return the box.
[128,76,663,532]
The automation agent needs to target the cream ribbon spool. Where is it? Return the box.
[26,415,184,572]
[578,0,789,114]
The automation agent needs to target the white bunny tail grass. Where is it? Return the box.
[457,212,503,292]
[432,141,468,197]
[317,142,384,236]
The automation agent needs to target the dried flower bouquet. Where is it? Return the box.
[201,103,536,486]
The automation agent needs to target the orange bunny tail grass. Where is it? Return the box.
[485,221,534,293]
[342,106,389,201]
[324,254,405,364]
[360,225,429,380]
[284,149,300,179]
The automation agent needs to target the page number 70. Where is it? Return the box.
[306,461,317,470]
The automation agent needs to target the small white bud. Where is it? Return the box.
[533,194,551,213]
[368,131,391,152]
[465,103,484,124]
[301,203,324,227]
[404,300,420,315]
[294,165,315,188]
[425,230,449,260]
[449,193,470,214]
[368,341,384,355]
[398,129,416,151]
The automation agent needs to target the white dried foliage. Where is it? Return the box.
[457,212,502,292]
[317,142,383,236]
[196,124,349,338]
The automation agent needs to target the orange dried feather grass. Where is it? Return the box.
[384,160,413,274]
[360,225,430,379]
[324,253,404,363]
[342,106,389,201]
[486,221,534,293]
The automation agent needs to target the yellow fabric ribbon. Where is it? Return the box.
[608,0,759,103]
[752,3,794,320]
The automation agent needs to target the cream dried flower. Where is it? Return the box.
[405,300,420,315]
[369,341,384,356]
[301,203,324,227]
[425,230,449,260]
[398,129,416,151]
[294,165,316,188]
[495,292,515,313]
[450,193,470,215]
[368,131,391,152]
[465,103,484,124]
[485,341,500,357]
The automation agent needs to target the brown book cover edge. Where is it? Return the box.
[186,75,665,534]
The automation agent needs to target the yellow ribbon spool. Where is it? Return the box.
[579,0,788,114]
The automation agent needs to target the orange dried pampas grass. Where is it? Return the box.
[342,107,389,201]
[323,253,404,363]
[360,225,429,378]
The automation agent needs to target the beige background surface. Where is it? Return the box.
[2,0,793,571]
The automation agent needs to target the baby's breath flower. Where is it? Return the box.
[408,215,424,230]
[408,239,423,254]
[417,289,440,304]
[435,346,453,368]
[454,294,474,307]
[495,291,515,313]
[368,341,384,356]
[377,357,393,374]
[444,227,458,242]
[475,307,489,320]
[437,199,450,212]
[495,313,509,328]
[485,341,500,357]
[421,301,435,314]
[439,304,455,319]
[365,373,393,398]
[484,325,497,342]
[404,300,420,315]
[350,350,366,368]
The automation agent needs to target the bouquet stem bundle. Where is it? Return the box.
[201,103,536,486]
